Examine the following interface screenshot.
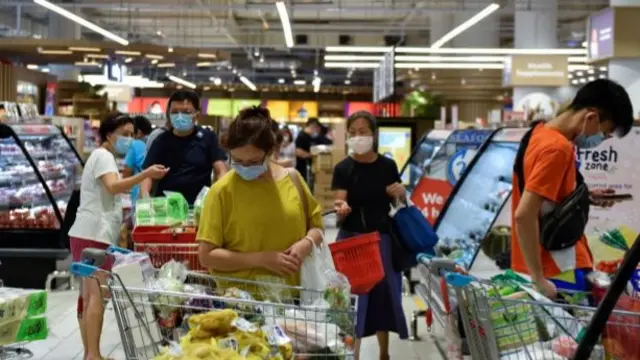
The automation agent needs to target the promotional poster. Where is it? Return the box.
[580,127,640,266]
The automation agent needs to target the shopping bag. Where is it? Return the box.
[300,241,337,304]
[389,198,439,255]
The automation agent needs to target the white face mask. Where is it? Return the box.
[347,136,374,155]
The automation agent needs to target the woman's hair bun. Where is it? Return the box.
[238,105,270,120]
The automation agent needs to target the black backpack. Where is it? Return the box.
[513,122,590,251]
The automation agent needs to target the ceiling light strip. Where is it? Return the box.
[68,47,101,52]
[324,62,596,71]
[239,76,257,91]
[431,3,500,49]
[33,0,129,46]
[325,46,587,55]
[168,74,196,89]
[116,50,141,56]
[275,1,294,48]
[38,49,73,55]
[198,53,217,59]
[326,55,590,63]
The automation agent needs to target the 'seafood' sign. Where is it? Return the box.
[508,55,569,87]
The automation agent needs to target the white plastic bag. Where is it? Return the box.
[300,241,336,304]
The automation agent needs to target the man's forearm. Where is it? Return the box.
[515,214,545,281]
[295,148,312,159]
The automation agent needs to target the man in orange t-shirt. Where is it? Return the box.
[511,79,634,298]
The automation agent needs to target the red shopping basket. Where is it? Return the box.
[131,226,205,272]
[328,232,385,295]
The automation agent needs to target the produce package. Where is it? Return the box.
[148,261,189,330]
[135,192,189,226]
[152,309,294,360]
[0,316,48,345]
[193,186,209,227]
[0,288,47,325]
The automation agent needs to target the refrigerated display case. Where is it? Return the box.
[433,127,527,269]
[0,123,83,288]
[409,127,527,346]
[405,129,492,224]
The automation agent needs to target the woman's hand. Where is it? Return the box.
[144,164,169,180]
[334,199,352,218]
[386,182,405,198]
[286,239,314,262]
[259,252,300,276]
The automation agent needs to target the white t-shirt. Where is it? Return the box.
[68,148,122,245]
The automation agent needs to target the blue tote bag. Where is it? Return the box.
[389,199,439,256]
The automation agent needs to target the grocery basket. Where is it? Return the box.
[131,225,203,272]
[328,232,385,295]
[71,246,357,360]
[425,235,640,360]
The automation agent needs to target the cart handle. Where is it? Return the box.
[444,273,475,288]
[417,253,458,274]
[70,246,131,277]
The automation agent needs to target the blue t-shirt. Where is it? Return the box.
[125,139,147,202]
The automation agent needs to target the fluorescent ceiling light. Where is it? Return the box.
[431,3,500,48]
[568,64,590,71]
[124,57,134,63]
[326,46,586,56]
[278,78,285,84]
[41,68,50,73]
[212,77,222,86]
[157,62,175,68]
[34,0,129,45]
[326,46,392,53]
[325,55,384,61]
[312,77,321,93]
[324,62,379,69]
[116,50,140,56]
[344,80,351,85]
[69,47,101,52]
[38,48,72,55]
[74,61,101,67]
[396,63,504,70]
[151,59,159,65]
[275,1,294,48]
[198,53,217,59]
[168,75,196,89]
[294,80,306,85]
[82,74,164,88]
[197,62,213,67]
[396,55,505,62]
[239,76,257,91]
[26,64,38,70]
[145,54,164,60]
[86,53,109,59]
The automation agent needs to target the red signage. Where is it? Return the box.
[410,177,453,224]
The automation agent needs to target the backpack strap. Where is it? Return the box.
[513,121,546,193]
[288,168,310,230]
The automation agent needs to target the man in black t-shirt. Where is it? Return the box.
[295,117,322,182]
[140,90,228,204]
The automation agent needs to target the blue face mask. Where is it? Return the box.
[170,113,194,132]
[232,160,268,181]
[575,122,605,149]
[114,135,133,155]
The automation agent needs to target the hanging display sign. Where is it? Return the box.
[587,7,640,62]
[207,99,233,117]
[345,102,374,117]
[231,99,261,116]
[265,100,290,122]
[378,126,412,185]
[587,8,614,61]
[581,128,640,268]
[507,55,568,87]
[289,101,318,122]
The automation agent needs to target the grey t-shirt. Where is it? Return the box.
[146,127,167,152]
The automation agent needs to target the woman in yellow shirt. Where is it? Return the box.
[197,106,324,288]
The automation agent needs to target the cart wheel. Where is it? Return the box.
[0,346,34,359]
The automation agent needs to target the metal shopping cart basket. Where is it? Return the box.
[418,236,640,360]
[71,247,357,360]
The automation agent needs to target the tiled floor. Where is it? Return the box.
[23,222,446,360]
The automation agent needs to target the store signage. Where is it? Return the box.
[410,178,453,224]
[588,8,614,61]
[265,100,290,122]
[289,101,318,121]
[373,48,395,103]
[582,127,640,269]
[207,99,233,117]
[508,55,568,87]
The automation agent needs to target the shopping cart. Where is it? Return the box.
[71,247,357,360]
[131,225,204,272]
[417,236,640,360]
